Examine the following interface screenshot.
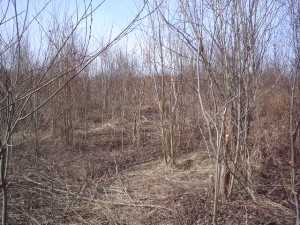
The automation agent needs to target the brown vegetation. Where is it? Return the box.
[1,0,300,224]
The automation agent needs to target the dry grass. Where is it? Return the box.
[101,151,213,225]
[7,113,215,224]
[6,98,296,224]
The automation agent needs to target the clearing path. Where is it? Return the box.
[94,150,214,225]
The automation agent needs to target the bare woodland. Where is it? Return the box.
[0,0,300,224]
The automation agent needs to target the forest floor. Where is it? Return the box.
[8,107,295,224]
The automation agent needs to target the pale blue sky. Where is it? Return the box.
[66,0,141,37]
[88,0,143,49]
[0,0,143,52]
[96,0,139,28]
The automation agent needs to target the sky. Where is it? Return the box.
[58,0,145,50]
[0,0,144,53]
[89,0,144,50]
[95,0,140,30]
[66,0,142,39]
[1,0,291,63]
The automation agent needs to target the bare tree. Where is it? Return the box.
[288,1,300,224]
[0,0,148,223]
[144,0,282,223]
[145,0,174,164]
